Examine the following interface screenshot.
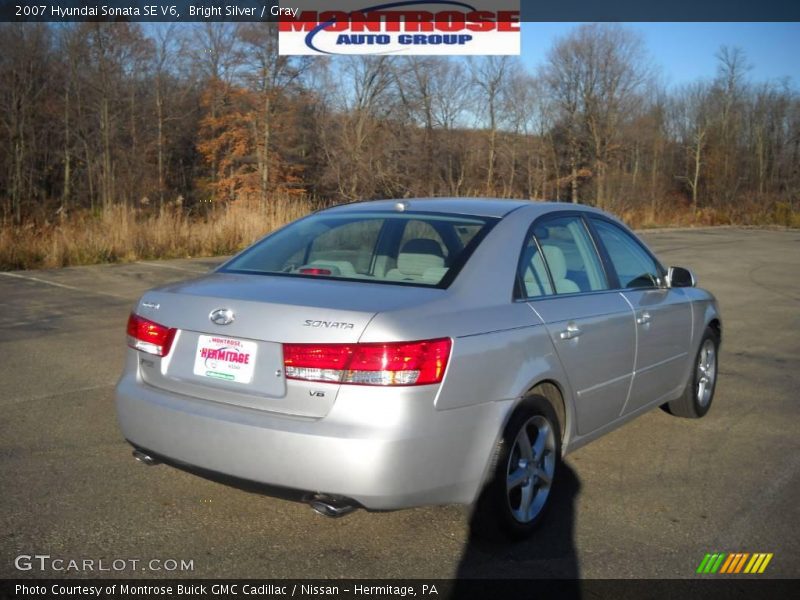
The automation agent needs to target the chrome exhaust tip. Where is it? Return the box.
[132,449,159,466]
[308,494,357,518]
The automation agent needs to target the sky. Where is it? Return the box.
[520,22,800,89]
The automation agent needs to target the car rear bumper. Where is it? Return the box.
[115,369,508,510]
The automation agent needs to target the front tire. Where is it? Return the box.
[664,326,719,418]
[472,395,561,540]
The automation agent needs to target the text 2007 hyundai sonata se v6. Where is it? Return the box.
[116,198,721,538]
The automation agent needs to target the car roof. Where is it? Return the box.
[322,197,608,220]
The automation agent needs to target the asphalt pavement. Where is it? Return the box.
[1,228,798,579]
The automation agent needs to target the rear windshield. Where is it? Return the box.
[221,211,497,288]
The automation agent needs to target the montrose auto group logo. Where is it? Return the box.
[278,0,520,55]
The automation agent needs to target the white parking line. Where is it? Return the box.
[0,272,129,300]
[2,382,116,407]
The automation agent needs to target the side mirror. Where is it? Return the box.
[667,266,696,288]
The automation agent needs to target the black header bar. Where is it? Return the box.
[1,0,799,23]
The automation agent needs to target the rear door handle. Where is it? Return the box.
[559,323,582,340]
[636,311,651,325]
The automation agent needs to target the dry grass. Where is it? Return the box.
[1,195,797,271]
[0,196,314,271]
[619,198,800,230]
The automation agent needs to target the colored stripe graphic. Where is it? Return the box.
[744,554,760,573]
[698,553,727,573]
[699,552,774,574]
[711,553,726,573]
[758,554,773,573]
[719,554,735,573]
[721,553,739,573]
[697,554,712,573]
[733,553,749,573]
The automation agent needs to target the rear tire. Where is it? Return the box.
[664,326,719,418]
[472,395,561,540]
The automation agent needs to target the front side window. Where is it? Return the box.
[222,211,496,288]
[590,219,662,289]
[530,216,608,294]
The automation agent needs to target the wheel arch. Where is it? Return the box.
[470,380,568,531]
[502,377,571,460]
[708,317,722,344]
[699,298,722,345]
[525,380,568,442]
[471,376,572,505]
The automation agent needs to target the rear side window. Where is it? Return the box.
[530,216,608,294]
[590,219,662,289]
[517,238,554,298]
[223,211,496,288]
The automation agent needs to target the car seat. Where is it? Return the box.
[541,245,580,293]
[385,239,447,283]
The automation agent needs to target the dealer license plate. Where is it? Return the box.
[193,335,257,384]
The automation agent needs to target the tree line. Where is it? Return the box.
[1,22,798,227]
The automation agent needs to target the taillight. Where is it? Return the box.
[283,338,451,386]
[126,313,177,357]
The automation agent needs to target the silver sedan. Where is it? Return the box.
[116,198,721,538]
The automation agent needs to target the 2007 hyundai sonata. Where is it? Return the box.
[116,198,721,538]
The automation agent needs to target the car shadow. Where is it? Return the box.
[451,462,582,598]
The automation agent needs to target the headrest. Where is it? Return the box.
[397,239,445,276]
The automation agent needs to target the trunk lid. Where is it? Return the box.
[134,273,441,417]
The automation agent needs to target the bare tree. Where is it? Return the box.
[1,22,799,234]
[0,24,51,223]
[543,39,583,203]
[544,24,651,206]
[395,56,439,195]
[671,82,714,207]
[469,56,515,194]
[428,59,473,195]
[711,46,751,202]
[150,24,180,207]
[322,56,397,200]
[191,23,242,189]
[238,23,309,204]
